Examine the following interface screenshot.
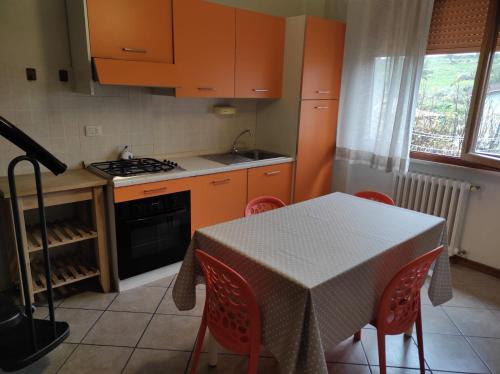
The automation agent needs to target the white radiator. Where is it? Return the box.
[393,172,475,255]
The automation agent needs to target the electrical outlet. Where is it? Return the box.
[85,126,102,137]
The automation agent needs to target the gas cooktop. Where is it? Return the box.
[89,158,182,178]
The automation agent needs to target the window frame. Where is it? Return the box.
[411,0,500,170]
[462,0,500,168]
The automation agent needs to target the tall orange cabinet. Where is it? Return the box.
[294,101,338,202]
[294,18,345,202]
[301,17,345,100]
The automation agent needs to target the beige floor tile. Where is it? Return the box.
[420,305,460,335]
[422,333,489,373]
[324,337,368,365]
[444,306,500,338]
[360,329,423,369]
[53,308,102,343]
[5,343,77,374]
[108,287,166,313]
[58,291,117,310]
[33,306,49,320]
[444,286,487,309]
[420,288,433,306]
[327,363,371,373]
[472,287,500,310]
[156,288,205,316]
[191,353,279,374]
[58,344,133,374]
[83,310,152,347]
[123,349,191,374]
[370,367,431,373]
[145,274,176,288]
[138,314,200,351]
[467,336,500,373]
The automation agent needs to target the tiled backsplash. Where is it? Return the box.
[0,65,257,176]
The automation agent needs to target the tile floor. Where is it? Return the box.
[3,263,500,374]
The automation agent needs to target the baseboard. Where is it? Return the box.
[450,255,500,279]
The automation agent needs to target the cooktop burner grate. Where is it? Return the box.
[90,158,179,177]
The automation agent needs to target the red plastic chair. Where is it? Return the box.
[354,191,395,205]
[245,196,286,217]
[353,246,444,374]
[190,249,261,374]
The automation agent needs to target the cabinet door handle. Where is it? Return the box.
[211,178,231,185]
[265,171,281,176]
[143,187,167,194]
[316,90,330,94]
[122,47,147,53]
[198,87,216,91]
[314,106,329,110]
[253,89,270,92]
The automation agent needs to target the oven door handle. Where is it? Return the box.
[122,208,188,225]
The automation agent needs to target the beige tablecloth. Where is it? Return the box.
[173,192,452,374]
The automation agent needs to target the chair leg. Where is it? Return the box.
[377,331,386,374]
[190,314,208,374]
[354,330,362,342]
[248,350,260,374]
[416,309,426,374]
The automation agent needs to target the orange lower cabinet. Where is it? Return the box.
[247,163,292,204]
[191,170,247,230]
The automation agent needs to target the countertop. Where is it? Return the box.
[0,169,108,199]
[111,155,295,187]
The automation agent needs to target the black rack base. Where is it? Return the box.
[0,318,69,372]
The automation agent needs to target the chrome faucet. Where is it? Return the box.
[231,129,251,154]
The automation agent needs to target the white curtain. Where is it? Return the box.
[336,0,434,173]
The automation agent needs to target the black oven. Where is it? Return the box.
[115,191,191,279]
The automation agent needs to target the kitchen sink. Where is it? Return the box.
[238,149,285,161]
[202,149,286,165]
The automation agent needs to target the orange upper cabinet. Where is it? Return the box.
[191,170,247,230]
[301,17,346,100]
[247,163,292,204]
[173,0,235,98]
[235,10,285,99]
[294,100,338,203]
[86,0,174,62]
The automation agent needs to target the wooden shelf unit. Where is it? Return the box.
[26,220,97,253]
[0,169,111,302]
[31,255,100,294]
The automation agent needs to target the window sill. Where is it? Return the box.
[410,151,500,173]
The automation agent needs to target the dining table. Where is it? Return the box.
[173,192,453,374]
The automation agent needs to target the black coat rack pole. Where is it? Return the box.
[7,156,37,350]
[31,157,57,338]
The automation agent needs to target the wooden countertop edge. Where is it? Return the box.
[0,169,108,199]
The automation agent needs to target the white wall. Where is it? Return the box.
[0,0,257,176]
[334,160,500,270]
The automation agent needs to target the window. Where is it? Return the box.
[412,53,480,156]
[411,0,500,169]
[474,50,500,157]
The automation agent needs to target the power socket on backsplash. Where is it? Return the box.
[85,126,102,137]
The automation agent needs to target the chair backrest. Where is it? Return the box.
[377,246,443,335]
[245,196,286,217]
[354,191,395,206]
[195,249,261,354]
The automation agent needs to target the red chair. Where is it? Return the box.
[190,249,261,374]
[245,196,286,217]
[353,246,444,374]
[354,191,395,205]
